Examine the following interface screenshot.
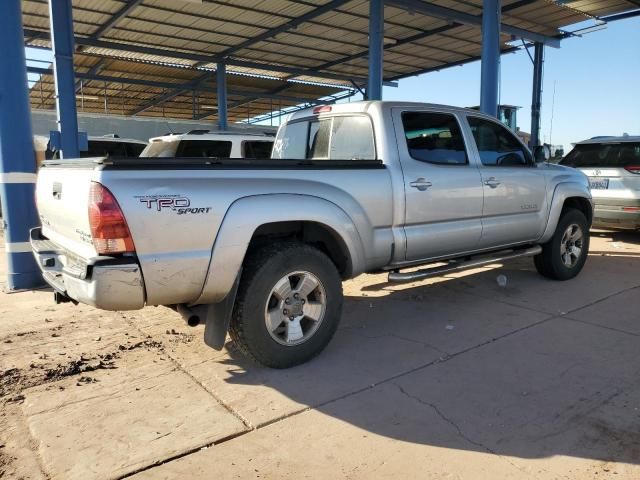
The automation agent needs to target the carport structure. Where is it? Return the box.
[1,0,639,290]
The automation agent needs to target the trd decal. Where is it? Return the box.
[135,195,212,215]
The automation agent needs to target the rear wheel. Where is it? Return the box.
[534,208,589,280]
[229,242,343,368]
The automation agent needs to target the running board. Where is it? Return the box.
[387,246,542,283]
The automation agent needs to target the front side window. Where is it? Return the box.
[402,112,467,165]
[467,116,531,167]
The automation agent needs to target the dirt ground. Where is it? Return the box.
[1,229,639,480]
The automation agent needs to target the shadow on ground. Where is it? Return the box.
[217,252,640,465]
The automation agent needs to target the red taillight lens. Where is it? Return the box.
[88,182,135,254]
[624,165,640,174]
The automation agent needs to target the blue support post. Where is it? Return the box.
[367,0,384,101]
[0,0,43,290]
[480,0,501,117]
[216,63,228,130]
[49,0,80,158]
[530,42,544,148]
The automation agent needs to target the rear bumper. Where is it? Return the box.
[592,198,640,230]
[30,227,145,310]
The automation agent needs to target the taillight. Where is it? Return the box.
[624,165,640,174]
[88,182,135,254]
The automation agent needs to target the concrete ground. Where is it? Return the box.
[1,229,639,480]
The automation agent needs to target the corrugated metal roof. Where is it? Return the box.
[22,0,639,123]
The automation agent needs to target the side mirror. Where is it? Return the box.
[533,144,550,163]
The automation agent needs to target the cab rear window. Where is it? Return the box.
[561,143,640,168]
[273,115,375,160]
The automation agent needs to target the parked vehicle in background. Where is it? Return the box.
[140,131,275,159]
[561,136,640,230]
[45,135,148,159]
[32,101,593,368]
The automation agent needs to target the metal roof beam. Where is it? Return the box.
[27,66,338,110]
[74,58,106,92]
[89,0,144,40]
[217,0,352,58]
[387,0,561,48]
[23,29,398,87]
[294,0,539,78]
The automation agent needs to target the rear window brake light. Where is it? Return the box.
[624,165,640,174]
[313,105,332,114]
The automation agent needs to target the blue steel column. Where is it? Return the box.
[49,0,80,158]
[530,42,544,147]
[480,0,501,117]
[216,63,228,130]
[367,0,384,101]
[0,0,43,289]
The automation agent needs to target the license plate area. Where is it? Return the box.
[589,177,609,190]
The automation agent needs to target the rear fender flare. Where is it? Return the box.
[193,194,365,305]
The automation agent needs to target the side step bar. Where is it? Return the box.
[388,245,542,283]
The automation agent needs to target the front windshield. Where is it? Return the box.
[139,140,180,158]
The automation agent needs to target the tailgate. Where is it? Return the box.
[36,164,98,259]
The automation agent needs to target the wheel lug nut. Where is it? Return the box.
[301,299,306,304]
[285,298,291,304]
[294,293,299,300]
[283,309,288,315]
[289,316,294,321]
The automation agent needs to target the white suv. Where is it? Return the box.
[140,130,274,159]
[561,136,640,230]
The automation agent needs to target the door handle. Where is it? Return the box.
[484,177,501,188]
[410,178,432,191]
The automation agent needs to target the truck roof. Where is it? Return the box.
[285,100,497,123]
[574,135,640,145]
[148,130,275,143]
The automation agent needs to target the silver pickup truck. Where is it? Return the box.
[31,101,593,368]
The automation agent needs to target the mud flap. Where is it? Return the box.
[198,270,242,350]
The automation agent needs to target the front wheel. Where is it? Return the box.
[534,208,590,280]
[229,242,343,368]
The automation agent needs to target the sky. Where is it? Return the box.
[26,16,639,153]
[380,16,640,152]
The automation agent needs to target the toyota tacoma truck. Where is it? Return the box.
[31,101,593,368]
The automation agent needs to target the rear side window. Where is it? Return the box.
[242,141,274,159]
[273,115,375,160]
[468,116,530,167]
[175,140,232,157]
[402,112,467,165]
[81,140,127,158]
[126,143,146,157]
[140,140,179,158]
[561,143,640,168]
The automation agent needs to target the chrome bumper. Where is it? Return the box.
[30,227,145,310]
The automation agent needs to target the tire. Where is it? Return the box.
[229,242,343,368]
[534,208,590,280]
